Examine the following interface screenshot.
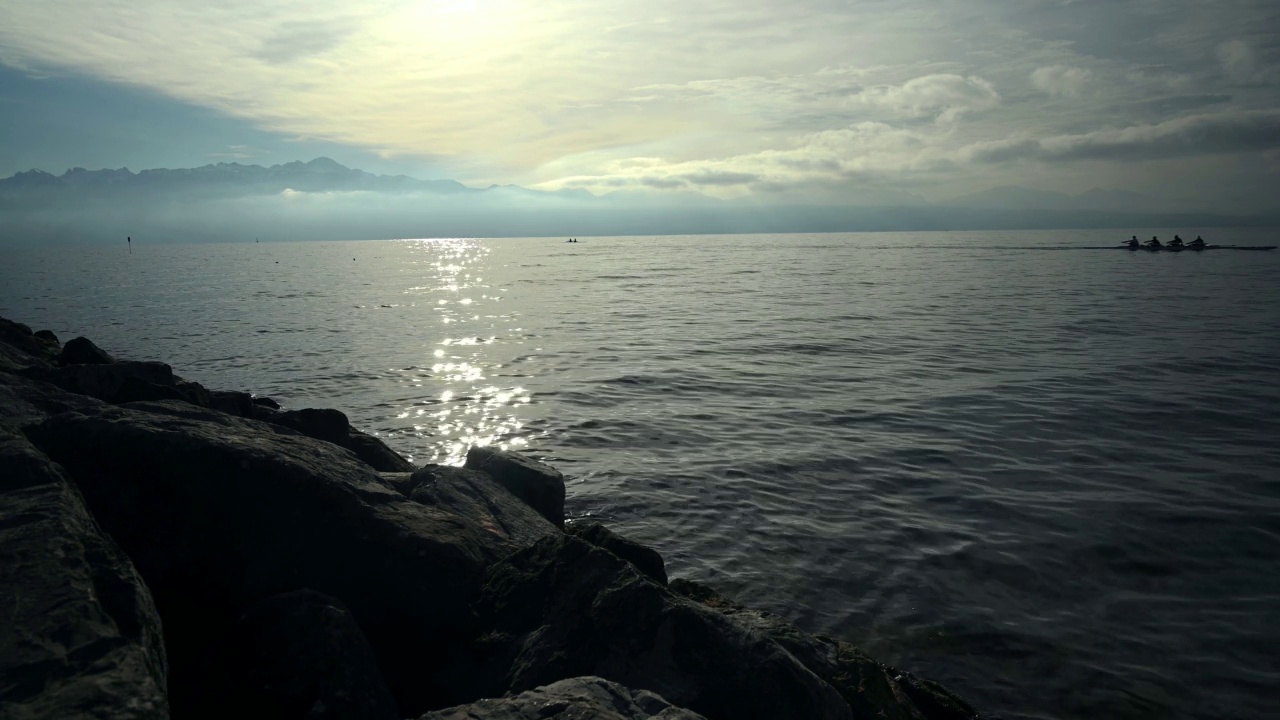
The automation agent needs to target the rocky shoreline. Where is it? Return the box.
[1,315,982,720]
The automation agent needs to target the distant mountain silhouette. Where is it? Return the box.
[2,159,1270,244]
[0,157,494,197]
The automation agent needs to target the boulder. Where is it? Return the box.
[449,534,852,720]
[418,676,708,720]
[272,407,352,445]
[33,329,59,344]
[567,521,667,585]
[0,425,169,720]
[347,430,417,472]
[31,361,176,403]
[1,317,34,337]
[174,379,213,408]
[61,335,115,365]
[0,317,59,368]
[0,371,108,429]
[261,408,415,472]
[25,402,524,717]
[0,340,51,373]
[465,447,566,527]
[405,465,559,548]
[197,589,397,720]
[208,390,256,418]
[670,580,979,720]
[252,395,282,409]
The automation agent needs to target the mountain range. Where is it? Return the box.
[1,157,1184,213]
[0,157,596,201]
[1,158,1271,243]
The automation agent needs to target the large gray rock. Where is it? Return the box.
[264,407,416,472]
[198,589,397,720]
[0,317,59,370]
[208,390,256,418]
[0,339,51,373]
[404,465,560,549]
[418,677,707,720]
[24,401,523,717]
[567,521,667,585]
[670,580,979,720]
[29,360,177,403]
[449,534,852,720]
[465,447,566,527]
[61,335,115,365]
[0,425,169,720]
[347,429,417,472]
[272,407,352,444]
[0,369,108,428]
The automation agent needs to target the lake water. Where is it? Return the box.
[3,229,1279,720]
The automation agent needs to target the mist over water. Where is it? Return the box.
[4,229,1279,720]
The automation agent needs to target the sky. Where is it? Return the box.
[2,0,1279,212]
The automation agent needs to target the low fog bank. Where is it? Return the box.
[0,188,1270,245]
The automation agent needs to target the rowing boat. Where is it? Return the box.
[1120,245,1277,251]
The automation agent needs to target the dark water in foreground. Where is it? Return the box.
[3,230,1279,719]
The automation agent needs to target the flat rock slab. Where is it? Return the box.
[0,426,168,720]
[418,676,708,720]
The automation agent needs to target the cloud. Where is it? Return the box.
[252,19,356,65]
[962,110,1280,163]
[207,144,264,159]
[537,121,950,200]
[1,0,1278,207]
[1030,65,1092,97]
[859,74,1000,122]
[1217,40,1280,85]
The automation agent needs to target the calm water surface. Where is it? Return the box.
[3,230,1279,720]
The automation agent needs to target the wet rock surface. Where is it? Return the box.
[670,580,981,720]
[568,520,669,585]
[0,316,981,720]
[446,534,853,720]
[465,445,566,527]
[417,676,708,720]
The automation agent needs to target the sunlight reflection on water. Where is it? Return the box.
[395,238,537,464]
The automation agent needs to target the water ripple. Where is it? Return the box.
[4,230,1279,720]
